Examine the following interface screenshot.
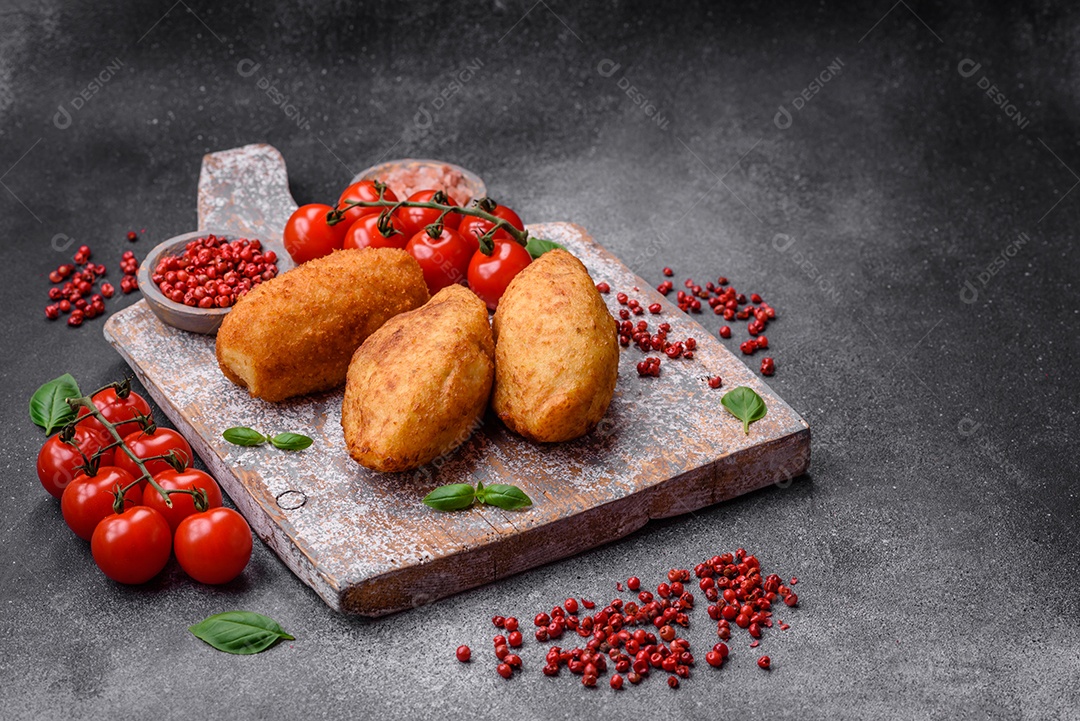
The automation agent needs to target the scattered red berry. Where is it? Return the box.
[596,281,610,293]
[707,376,722,389]
[760,357,775,376]
[456,645,471,662]
[758,655,771,670]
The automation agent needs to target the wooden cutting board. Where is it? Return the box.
[104,144,811,616]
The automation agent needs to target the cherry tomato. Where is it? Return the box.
[459,203,525,251]
[490,204,525,231]
[91,506,172,585]
[76,388,152,438]
[405,227,473,294]
[467,240,533,310]
[398,190,462,236]
[142,468,224,531]
[114,427,193,486]
[175,508,253,585]
[337,179,397,229]
[343,212,408,250]
[37,426,115,499]
[283,203,347,264]
[61,466,139,541]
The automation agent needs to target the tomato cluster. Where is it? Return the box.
[37,387,252,586]
[283,179,532,309]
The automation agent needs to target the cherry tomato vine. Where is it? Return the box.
[327,182,531,256]
[58,379,209,516]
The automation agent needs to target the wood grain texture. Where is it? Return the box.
[104,145,810,616]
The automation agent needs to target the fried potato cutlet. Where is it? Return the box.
[491,249,619,442]
[342,284,494,472]
[216,248,429,402]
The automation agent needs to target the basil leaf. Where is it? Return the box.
[479,484,533,510]
[721,386,768,435]
[270,432,313,451]
[29,373,82,434]
[188,611,294,655]
[525,237,565,259]
[423,483,476,511]
[223,427,267,446]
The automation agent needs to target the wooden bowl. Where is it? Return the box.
[354,159,487,207]
[136,230,294,335]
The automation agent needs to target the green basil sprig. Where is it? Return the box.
[524,237,565,259]
[423,479,532,512]
[721,386,768,435]
[189,611,294,655]
[29,373,82,434]
[222,427,267,446]
[223,426,313,451]
[479,483,533,510]
[422,483,476,511]
[270,432,313,451]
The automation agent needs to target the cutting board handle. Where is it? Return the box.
[197,143,299,239]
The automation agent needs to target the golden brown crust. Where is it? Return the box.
[491,249,619,442]
[215,248,429,402]
[342,284,495,472]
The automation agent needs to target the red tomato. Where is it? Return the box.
[490,204,525,231]
[142,468,224,531]
[37,426,115,499]
[459,203,525,251]
[76,388,152,438]
[398,190,462,235]
[405,227,473,294]
[283,203,347,264]
[343,212,408,250]
[467,240,533,310]
[114,428,193,486]
[91,506,172,585]
[337,179,397,229]
[175,508,253,585]
[61,466,139,541]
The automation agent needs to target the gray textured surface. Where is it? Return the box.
[1,1,1077,719]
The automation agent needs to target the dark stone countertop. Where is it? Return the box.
[1,1,1076,719]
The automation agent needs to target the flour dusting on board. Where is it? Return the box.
[104,147,810,615]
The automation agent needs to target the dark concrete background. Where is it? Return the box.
[1,1,1078,718]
